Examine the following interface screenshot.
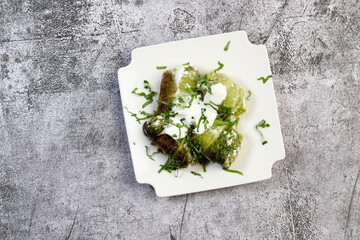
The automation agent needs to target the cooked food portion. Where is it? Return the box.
[193,119,242,168]
[157,70,177,114]
[143,64,246,172]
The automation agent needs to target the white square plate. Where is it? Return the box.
[118,31,285,197]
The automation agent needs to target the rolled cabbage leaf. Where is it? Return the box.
[206,71,246,117]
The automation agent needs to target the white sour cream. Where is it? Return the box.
[162,69,227,137]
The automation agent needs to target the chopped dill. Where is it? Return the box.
[191,171,203,178]
[184,134,209,168]
[124,107,151,124]
[224,41,231,51]
[179,118,191,133]
[184,96,195,108]
[145,146,160,161]
[204,101,233,120]
[246,90,252,100]
[163,117,183,139]
[217,105,233,120]
[140,110,155,117]
[184,66,194,72]
[198,75,212,94]
[202,164,207,172]
[156,66,167,70]
[204,102,218,112]
[157,99,174,106]
[182,62,190,66]
[257,75,272,84]
[158,156,182,173]
[214,61,224,72]
[132,80,157,108]
[256,119,270,145]
[185,87,199,97]
[196,108,209,132]
[223,168,243,175]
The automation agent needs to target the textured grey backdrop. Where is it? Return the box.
[1,0,359,239]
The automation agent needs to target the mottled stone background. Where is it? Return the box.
[0,0,359,239]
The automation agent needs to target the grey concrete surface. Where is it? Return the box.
[0,0,359,239]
